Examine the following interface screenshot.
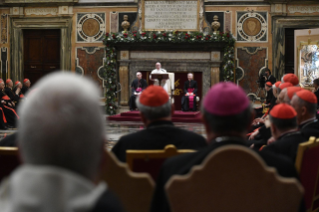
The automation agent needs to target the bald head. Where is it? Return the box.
[18,72,105,180]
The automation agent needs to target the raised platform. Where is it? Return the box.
[107,110,202,123]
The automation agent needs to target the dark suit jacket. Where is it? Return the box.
[111,121,207,162]
[314,89,319,108]
[266,88,274,104]
[21,86,29,95]
[131,79,147,95]
[262,131,306,162]
[4,87,19,103]
[151,137,299,212]
[267,75,276,84]
[90,190,126,212]
[269,95,277,111]
[299,119,319,140]
[184,80,198,95]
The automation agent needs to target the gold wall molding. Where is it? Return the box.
[210,67,220,86]
[119,65,129,105]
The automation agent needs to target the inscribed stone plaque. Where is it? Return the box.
[144,0,199,31]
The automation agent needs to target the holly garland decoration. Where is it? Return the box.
[104,31,235,115]
[104,43,118,115]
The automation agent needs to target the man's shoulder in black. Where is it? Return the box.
[300,119,319,140]
[21,86,28,95]
[262,131,306,162]
[111,121,207,162]
[90,189,126,212]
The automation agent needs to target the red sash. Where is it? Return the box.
[0,107,7,123]
[2,95,10,101]
[3,105,19,119]
[20,94,25,98]
[187,88,195,109]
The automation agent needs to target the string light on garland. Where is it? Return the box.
[103,31,235,115]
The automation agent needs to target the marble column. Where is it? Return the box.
[119,60,130,106]
[210,67,220,86]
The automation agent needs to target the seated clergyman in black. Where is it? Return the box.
[112,85,207,163]
[261,103,306,162]
[128,72,147,111]
[21,78,31,95]
[4,79,19,108]
[265,81,274,106]
[182,73,198,111]
[291,89,319,140]
[150,82,300,212]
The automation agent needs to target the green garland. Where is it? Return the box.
[103,31,235,115]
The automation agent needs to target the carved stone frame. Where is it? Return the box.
[272,16,319,80]
[10,17,72,81]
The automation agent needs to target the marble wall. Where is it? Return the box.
[0,2,318,97]
[237,47,267,95]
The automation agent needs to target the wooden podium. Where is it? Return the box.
[151,73,169,85]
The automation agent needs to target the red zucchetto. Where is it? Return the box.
[23,78,30,83]
[270,103,297,119]
[283,74,299,86]
[6,79,11,84]
[15,81,21,86]
[266,82,272,87]
[139,85,169,107]
[287,87,303,100]
[295,89,317,104]
[279,82,293,90]
[274,81,281,88]
[203,82,250,116]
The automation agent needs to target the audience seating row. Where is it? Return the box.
[0,137,318,212]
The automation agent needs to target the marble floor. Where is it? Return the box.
[0,103,264,149]
[0,120,206,151]
[105,120,206,150]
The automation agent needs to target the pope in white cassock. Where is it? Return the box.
[150,62,169,93]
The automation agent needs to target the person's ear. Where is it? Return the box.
[301,106,307,117]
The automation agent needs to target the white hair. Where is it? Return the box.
[136,72,142,76]
[136,96,171,121]
[187,73,193,77]
[18,72,105,180]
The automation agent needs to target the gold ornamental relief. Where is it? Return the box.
[82,19,100,37]
[242,18,261,36]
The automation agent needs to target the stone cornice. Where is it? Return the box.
[266,0,319,4]
[4,0,78,6]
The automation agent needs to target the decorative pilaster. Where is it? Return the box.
[119,64,129,105]
[211,67,220,86]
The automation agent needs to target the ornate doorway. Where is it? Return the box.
[10,17,72,82]
[23,29,61,85]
